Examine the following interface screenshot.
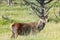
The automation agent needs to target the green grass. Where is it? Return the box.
[0,22,60,40]
[0,1,60,40]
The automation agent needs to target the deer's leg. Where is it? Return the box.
[14,32,18,38]
[14,28,18,38]
[32,28,38,34]
[11,27,18,38]
[21,29,24,35]
[11,31,15,38]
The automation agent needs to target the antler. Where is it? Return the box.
[44,0,53,4]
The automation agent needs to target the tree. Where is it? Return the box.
[23,0,59,22]
[0,0,2,4]
[23,0,54,22]
[7,0,13,6]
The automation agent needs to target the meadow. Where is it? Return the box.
[0,0,60,40]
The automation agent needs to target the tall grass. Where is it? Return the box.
[0,1,60,40]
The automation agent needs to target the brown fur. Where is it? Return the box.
[11,22,38,38]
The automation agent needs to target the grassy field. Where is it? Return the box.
[0,1,60,40]
[0,22,60,40]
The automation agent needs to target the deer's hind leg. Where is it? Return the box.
[11,27,18,38]
[11,31,15,38]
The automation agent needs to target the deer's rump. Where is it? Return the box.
[11,22,36,35]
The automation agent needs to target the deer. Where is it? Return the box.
[10,16,47,38]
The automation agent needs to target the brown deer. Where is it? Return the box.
[10,16,47,38]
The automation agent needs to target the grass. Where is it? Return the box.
[0,1,60,40]
[0,22,60,40]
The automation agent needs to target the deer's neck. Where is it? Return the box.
[36,18,46,31]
